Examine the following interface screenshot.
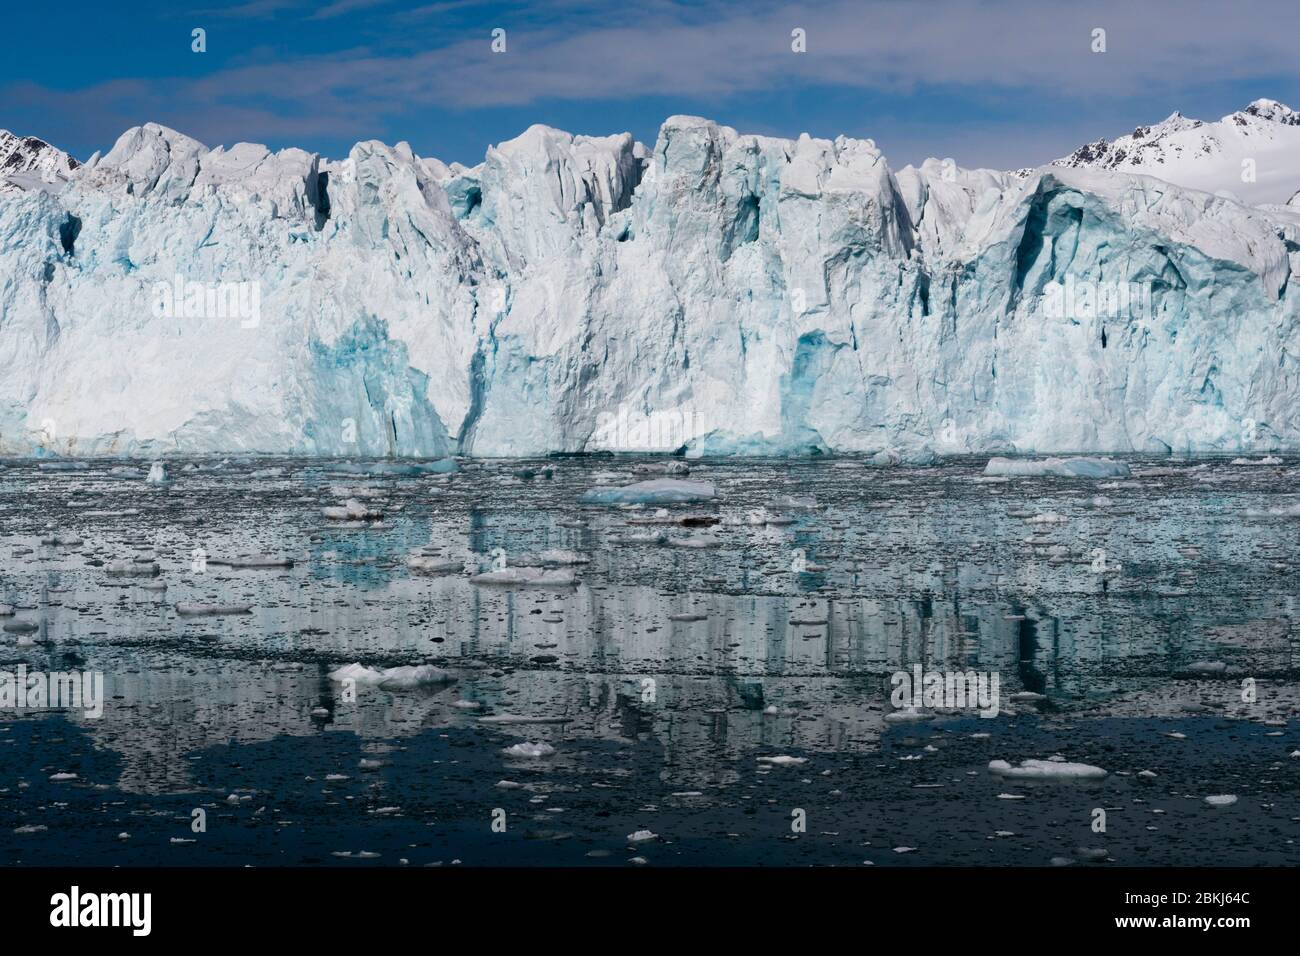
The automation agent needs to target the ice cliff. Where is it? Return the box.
[1,105,1299,457]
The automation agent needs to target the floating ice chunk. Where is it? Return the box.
[771,494,818,511]
[988,758,1107,780]
[470,567,577,587]
[884,708,933,722]
[145,462,169,484]
[984,457,1131,479]
[1186,660,1227,674]
[328,662,455,688]
[668,612,708,622]
[108,466,144,479]
[538,549,589,565]
[1026,511,1068,524]
[757,755,807,766]
[372,665,456,689]
[1230,456,1282,465]
[632,461,690,476]
[627,830,657,843]
[208,556,295,568]
[1203,794,1238,807]
[37,461,89,471]
[667,533,721,548]
[611,531,667,545]
[248,467,285,479]
[174,602,253,616]
[106,559,161,577]
[328,459,458,477]
[503,742,556,758]
[0,605,14,616]
[39,533,83,546]
[406,554,464,574]
[3,620,39,633]
[1246,503,1300,517]
[580,478,716,506]
[322,498,383,521]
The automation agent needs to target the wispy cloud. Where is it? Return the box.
[6,0,1299,166]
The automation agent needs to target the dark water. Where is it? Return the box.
[1,455,1297,865]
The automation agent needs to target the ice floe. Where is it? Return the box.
[988,758,1107,780]
[470,567,577,587]
[503,742,556,758]
[984,457,1131,479]
[174,602,253,616]
[580,479,717,506]
[328,662,456,689]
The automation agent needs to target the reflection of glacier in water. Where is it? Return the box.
[0,456,1297,865]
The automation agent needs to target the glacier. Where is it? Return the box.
[1,106,1299,458]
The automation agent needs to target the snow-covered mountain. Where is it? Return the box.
[1051,99,1300,207]
[1,105,1299,458]
[0,129,79,195]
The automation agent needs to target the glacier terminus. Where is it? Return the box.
[2,101,1299,459]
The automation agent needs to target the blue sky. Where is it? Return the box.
[4,0,1299,170]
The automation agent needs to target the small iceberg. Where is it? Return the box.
[1026,511,1069,524]
[988,758,1107,780]
[175,602,253,616]
[538,549,590,565]
[406,554,464,574]
[580,479,716,506]
[757,755,807,767]
[322,498,383,521]
[503,742,556,758]
[1203,794,1238,807]
[632,461,690,476]
[611,531,667,545]
[984,457,1131,479]
[106,559,161,577]
[145,462,169,484]
[667,533,721,549]
[329,662,456,689]
[771,494,818,511]
[207,556,295,569]
[470,567,577,587]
